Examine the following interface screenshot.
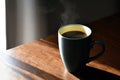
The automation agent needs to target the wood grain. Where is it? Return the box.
[0,13,120,80]
[0,40,79,80]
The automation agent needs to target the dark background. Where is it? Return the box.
[6,0,120,49]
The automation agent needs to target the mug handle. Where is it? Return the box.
[87,40,105,62]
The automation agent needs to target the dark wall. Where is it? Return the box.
[6,0,120,49]
[60,0,120,24]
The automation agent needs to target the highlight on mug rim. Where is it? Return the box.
[58,24,92,39]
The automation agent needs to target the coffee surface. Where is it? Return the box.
[62,31,87,38]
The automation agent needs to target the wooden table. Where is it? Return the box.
[0,13,120,80]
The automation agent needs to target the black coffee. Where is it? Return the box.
[62,31,87,38]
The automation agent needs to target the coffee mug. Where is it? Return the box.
[58,24,105,73]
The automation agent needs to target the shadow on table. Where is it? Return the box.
[72,66,120,80]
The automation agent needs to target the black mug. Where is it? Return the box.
[58,24,105,73]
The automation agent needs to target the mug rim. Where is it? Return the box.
[58,24,92,40]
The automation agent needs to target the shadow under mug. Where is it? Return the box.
[58,24,105,73]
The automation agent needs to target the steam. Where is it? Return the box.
[60,0,80,25]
